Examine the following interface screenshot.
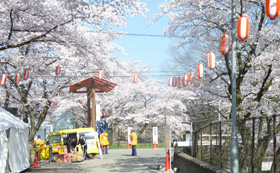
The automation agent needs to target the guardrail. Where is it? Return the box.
[192,115,280,173]
[29,144,53,164]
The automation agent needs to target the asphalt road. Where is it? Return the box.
[27,149,173,173]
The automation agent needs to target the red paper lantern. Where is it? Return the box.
[14,72,20,84]
[0,74,7,86]
[182,74,188,87]
[207,52,216,70]
[237,16,249,41]
[133,73,137,83]
[168,77,172,86]
[177,77,182,88]
[172,77,177,87]
[266,0,280,20]
[82,100,85,106]
[24,70,29,80]
[56,65,61,75]
[98,70,103,79]
[221,33,231,55]
[188,71,194,82]
[197,63,204,79]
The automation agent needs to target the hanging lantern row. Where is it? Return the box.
[168,64,205,90]
[232,0,279,42]
[101,108,112,117]
[0,66,62,86]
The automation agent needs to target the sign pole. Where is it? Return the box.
[230,0,239,172]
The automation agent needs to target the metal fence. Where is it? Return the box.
[109,126,166,148]
[29,145,53,165]
[192,115,280,173]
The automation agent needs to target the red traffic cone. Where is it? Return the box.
[126,140,130,150]
[153,140,157,149]
[33,153,39,168]
[165,149,170,172]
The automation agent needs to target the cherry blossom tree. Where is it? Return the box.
[0,0,148,143]
[156,0,280,171]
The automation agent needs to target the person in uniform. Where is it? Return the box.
[100,130,109,154]
[33,135,44,161]
[130,129,137,156]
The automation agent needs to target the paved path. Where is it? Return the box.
[28,149,173,173]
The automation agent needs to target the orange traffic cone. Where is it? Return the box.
[126,140,130,150]
[153,140,157,149]
[165,149,170,172]
[33,153,39,168]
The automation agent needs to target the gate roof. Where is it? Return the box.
[69,76,117,93]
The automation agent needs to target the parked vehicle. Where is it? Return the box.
[40,127,99,161]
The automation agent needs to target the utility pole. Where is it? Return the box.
[230,0,239,172]
[164,107,167,126]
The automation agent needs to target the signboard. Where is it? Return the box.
[153,127,158,144]
[96,104,101,121]
[128,127,132,144]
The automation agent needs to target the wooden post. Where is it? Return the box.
[201,130,203,161]
[87,90,91,127]
[91,89,96,130]
[219,121,222,169]
[210,123,212,164]
[273,115,276,173]
[252,117,255,173]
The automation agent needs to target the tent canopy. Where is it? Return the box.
[0,107,30,131]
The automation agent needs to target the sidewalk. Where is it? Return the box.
[27,149,172,173]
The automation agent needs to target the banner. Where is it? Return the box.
[152,127,158,144]
[128,127,132,144]
[96,104,101,121]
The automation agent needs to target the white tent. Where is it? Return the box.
[0,107,30,173]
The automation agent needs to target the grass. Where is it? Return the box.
[109,143,172,149]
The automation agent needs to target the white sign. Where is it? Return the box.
[96,104,101,121]
[128,127,132,144]
[152,127,158,144]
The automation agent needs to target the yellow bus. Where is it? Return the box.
[40,127,99,161]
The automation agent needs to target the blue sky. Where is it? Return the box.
[113,1,175,81]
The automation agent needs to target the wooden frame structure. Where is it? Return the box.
[69,76,116,129]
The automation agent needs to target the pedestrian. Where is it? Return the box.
[33,135,44,161]
[130,129,137,156]
[77,134,87,160]
[100,130,109,154]
[68,137,77,153]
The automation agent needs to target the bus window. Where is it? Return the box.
[82,131,95,140]
[48,134,61,144]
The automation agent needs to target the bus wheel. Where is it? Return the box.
[87,154,94,159]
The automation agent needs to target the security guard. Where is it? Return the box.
[100,130,109,154]
[130,129,137,156]
[33,135,44,161]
